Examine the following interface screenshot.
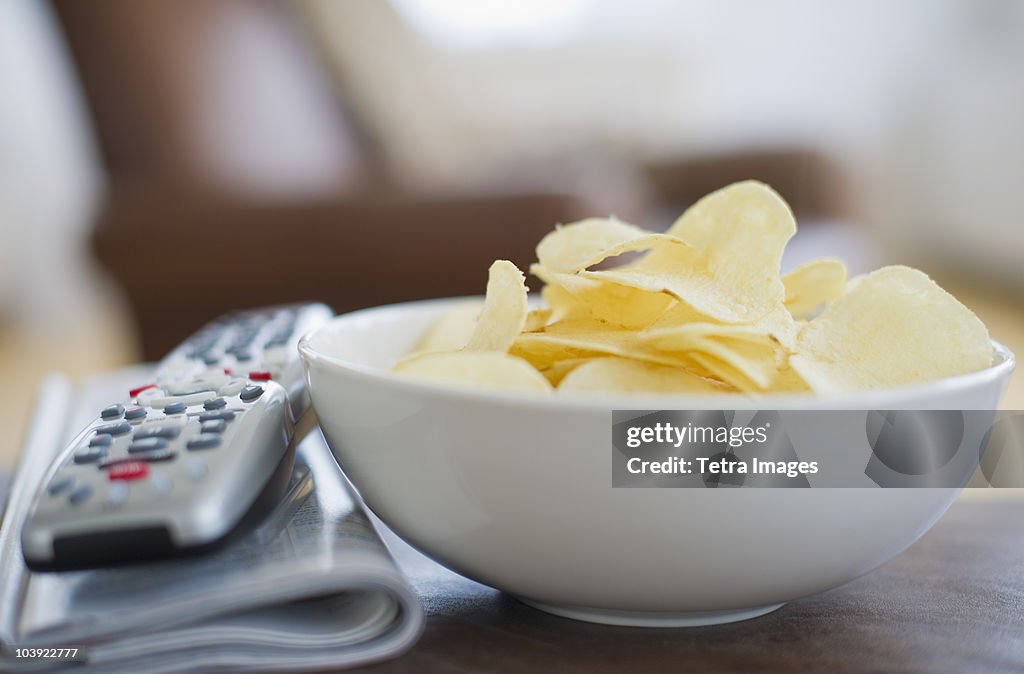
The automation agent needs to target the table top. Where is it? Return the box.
[360,498,1024,674]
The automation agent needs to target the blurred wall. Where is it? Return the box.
[0,0,103,329]
[306,0,1024,285]
[305,0,947,188]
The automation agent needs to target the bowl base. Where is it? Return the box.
[518,599,785,627]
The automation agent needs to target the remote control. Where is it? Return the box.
[21,303,332,571]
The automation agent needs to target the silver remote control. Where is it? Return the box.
[21,303,332,571]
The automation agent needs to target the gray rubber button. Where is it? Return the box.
[187,434,221,450]
[124,406,147,420]
[89,434,113,447]
[74,447,106,464]
[128,437,169,453]
[134,424,182,440]
[203,397,227,410]
[199,410,235,423]
[48,476,75,496]
[239,385,264,402]
[150,472,172,495]
[164,402,187,415]
[107,482,129,506]
[101,404,125,420]
[96,421,132,436]
[200,419,226,434]
[142,449,177,463]
[186,458,207,481]
[69,484,93,506]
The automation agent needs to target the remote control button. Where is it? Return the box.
[240,385,264,402]
[96,421,132,437]
[101,404,125,420]
[203,397,227,410]
[142,395,176,409]
[199,410,235,423]
[233,351,253,362]
[100,451,176,468]
[185,458,207,481]
[48,476,75,496]
[187,434,221,450]
[247,371,271,382]
[128,437,169,453]
[74,447,107,464]
[150,472,172,495]
[69,484,93,506]
[203,354,221,366]
[150,391,218,409]
[106,482,129,506]
[142,449,177,463]
[180,391,219,406]
[162,380,206,396]
[200,419,226,434]
[89,434,113,447]
[129,383,158,399]
[124,406,147,421]
[137,387,166,406]
[218,379,246,397]
[108,461,149,481]
[134,423,183,440]
[163,402,187,415]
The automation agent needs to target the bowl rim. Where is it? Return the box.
[299,296,1016,411]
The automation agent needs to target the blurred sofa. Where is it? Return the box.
[51,0,605,357]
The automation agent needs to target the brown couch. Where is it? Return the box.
[52,0,608,357]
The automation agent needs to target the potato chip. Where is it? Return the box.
[513,319,683,369]
[523,308,552,333]
[535,217,689,274]
[768,366,813,394]
[463,260,528,352]
[782,258,847,319]
[539,357,591,386]
[531,264,674,329]
[558,357,734,394]
[393,351,553,393]
[510,325,622,371]
[643,290,799,354]
[789,266,992,393]
[644,304,797,351]
[414,299,481,353]
[540,282,588,324]
[393,181,992,397]
[641,330,781,391]
[584,181,795,324]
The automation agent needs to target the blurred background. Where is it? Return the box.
[2,0,1023,466]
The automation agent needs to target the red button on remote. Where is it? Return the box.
[129,383,157,399]
[248,371,271,381]
[108,461,149,481]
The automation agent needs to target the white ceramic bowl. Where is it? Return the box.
[299,298,1015,626]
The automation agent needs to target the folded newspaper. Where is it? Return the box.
[0,370,423,672]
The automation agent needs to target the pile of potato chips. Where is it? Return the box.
[393,181,993,396]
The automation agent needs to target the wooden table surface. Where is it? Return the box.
[356,498,1024,674]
